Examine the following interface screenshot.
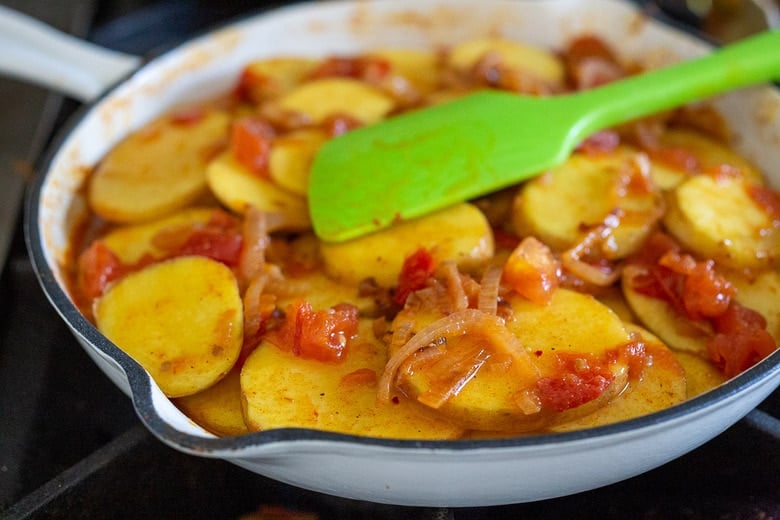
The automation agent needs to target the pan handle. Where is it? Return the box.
[0,5,142,102]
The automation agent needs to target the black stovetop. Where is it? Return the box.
[1,1,778,518]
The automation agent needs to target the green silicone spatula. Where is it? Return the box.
[308,29,780,242]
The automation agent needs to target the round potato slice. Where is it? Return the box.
[101,207,216,264]
[366,48,441,97]
[174,366,249,436]
[622,264,711,358]
[89,109,230,223]
[239,57,319,101]
[206,151,310,230]
[513,149,662,258]
[320,202,494,287]
[395,289,636,432]
[647,128,764,190]
[663,173,779,270]
[94,256,243,398]
[241,320,463,439]
[448,37,565,86]
[268,129,328,196]
[277,77,395,124]
[550,324,687,432]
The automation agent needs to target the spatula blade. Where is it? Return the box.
[308,91,576,242]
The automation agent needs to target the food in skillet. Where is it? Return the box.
[69,35,779,438]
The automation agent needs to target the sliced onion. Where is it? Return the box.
[243,273,268,339]
[239,206,269,283]
[378,309,536,403]
[438,261,469,312]
[478,263,503,315]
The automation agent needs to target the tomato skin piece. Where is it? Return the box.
[231,118,275,176]
[77,241,125,300]
[269,301,360,363]
[536,352,615,412]
[173,211,243,267]
[394,248,437,306]
[503,236,560,305]
[709,303,777,378]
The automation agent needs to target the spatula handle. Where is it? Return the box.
[566,29,780,139]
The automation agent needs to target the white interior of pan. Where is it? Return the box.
[36,0,780,440]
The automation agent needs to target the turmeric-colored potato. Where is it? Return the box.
[240,320,463,439]
[240,57,319,101]
[513,149,662,259]
[101,207,216,264]
[88,110,229,223]
[320,202,494,287]
[94,256,243,397]
[206,151,310,230]
[277,78,395,124]
[268,129,328,196]
[448,37,565,86]
[663,174,779,270]
[174,367,249,436]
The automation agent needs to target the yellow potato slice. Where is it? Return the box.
[366,48,440,96]
[206,151,310,229]
[647,128,764,190]
[240,57,319,100]
[726,268,780,343]
[663,174,779,270]
[320,202,494,287]
[268,129,328,196]
[277,78,395,124]
[273,270,377,317]
[550,324,686,432]
[513,149,662,258]
[174,366,249,436]
[622,264,711,357]
[89,110,229,223]
[240,320,463,439]
[397,289,635,432]
[101,207,216,264]
[94,256,243,398]
[448,37,565,86]
[674,351,726,398]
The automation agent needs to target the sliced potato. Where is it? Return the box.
[513,149,662,258]
[272,270,378,317]
[674,351,726,398]
[550,324,686,432]
[448,37,564,86]
[268,129,328,196]
[174,366,248,436]
[647,128,764,189]
[320,202,494,287]
[240,57,319,101]
[726,268,780,343]
[89,110,229,223]
[366,48,440,96]
[622,264,711,357]
[101,207,216,264]
[397,289,635,432]
[277,78,395,124]
[94,256,243,397]
[241,320,463,439]
[207,151,310,229]
[663,174,779,269]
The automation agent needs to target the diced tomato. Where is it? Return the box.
[502,236,560,305]
[536,353,615,412]
[269,300,360,363]
[708,303,777,378]
[231,118,275,176]
[646,147,700,173]
[174,211,243,267]
[492,227,521,250]
[394,248,437,305]
[564,35,623,89]
[77,241,125,300]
